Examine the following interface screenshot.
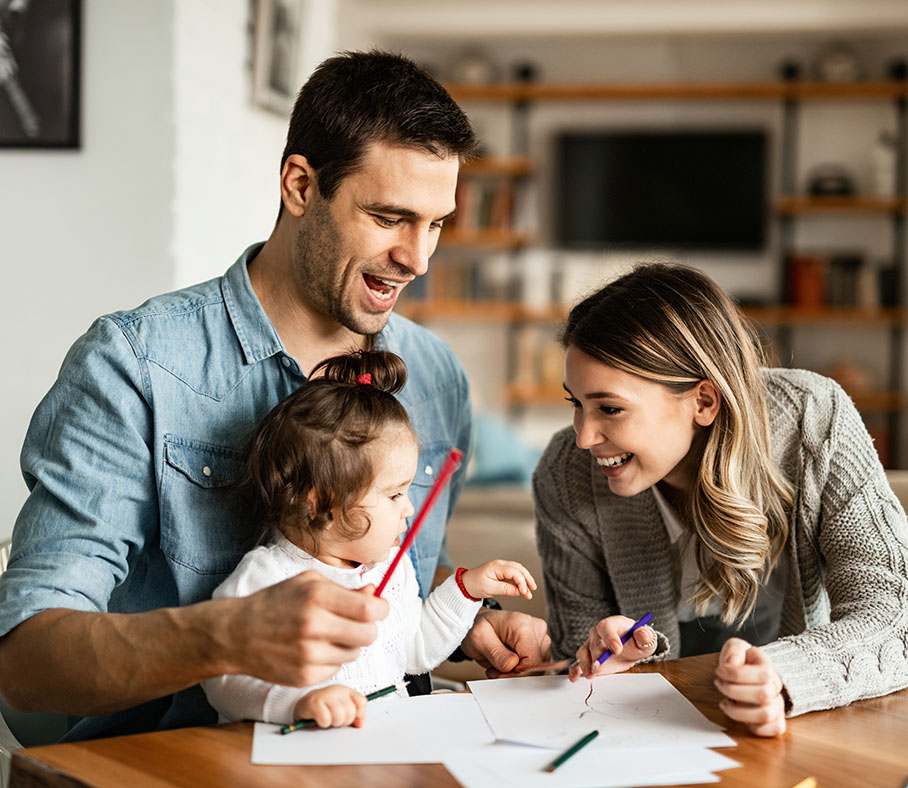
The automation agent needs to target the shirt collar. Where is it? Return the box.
[651,484,686,545]
[221,242,402,365]
[374,316,392,350]
[222,243,286,365]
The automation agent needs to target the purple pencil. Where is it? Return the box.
[595,611,655,666]
[569,611,655,672]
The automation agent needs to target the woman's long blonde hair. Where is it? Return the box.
[561,263,794,624]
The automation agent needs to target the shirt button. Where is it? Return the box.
[424,465,433,476]
[202,466,212,477]
[281,357,291,368]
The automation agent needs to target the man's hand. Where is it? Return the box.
[225,572,389,688]
[459,609,550,677]
[0,572,388,717]
[714,638,787,737]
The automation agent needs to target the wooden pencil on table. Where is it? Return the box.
[543,729,599,772]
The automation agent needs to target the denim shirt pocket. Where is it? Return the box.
[407,443,455,581]
[160,435,246,577]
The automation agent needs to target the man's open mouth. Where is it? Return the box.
[363,274,404,301]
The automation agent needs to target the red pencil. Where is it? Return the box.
[374,447,464,598]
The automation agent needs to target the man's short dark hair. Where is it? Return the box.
[281,49,478,200]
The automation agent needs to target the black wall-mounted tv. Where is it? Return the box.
[555,130,768,251]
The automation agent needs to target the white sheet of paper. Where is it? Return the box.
[251,692,494,764]
[467,673,735,750]
[444,743,739,788]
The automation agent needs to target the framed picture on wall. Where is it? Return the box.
[251,0,304,115]
[0,0,81,148]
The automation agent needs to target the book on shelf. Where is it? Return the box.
[511,323,562,392]
[783,250,880,309]
[448,179,521,234]
[400,255,517,304]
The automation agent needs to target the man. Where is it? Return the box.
[0,51,549,741]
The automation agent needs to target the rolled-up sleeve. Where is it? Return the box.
[0,316,157,635]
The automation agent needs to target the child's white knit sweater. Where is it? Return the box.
[202,533,481,724]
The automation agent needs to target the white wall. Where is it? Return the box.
[171,0,285,288]
[0,0,344,542]
[171,0,339,288]
[0,0,176,541]
[340,0,908,39]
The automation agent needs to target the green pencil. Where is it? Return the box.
[543,729,600,772]
[278,680,408,734]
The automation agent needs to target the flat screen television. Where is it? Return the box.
[555,130,768,250]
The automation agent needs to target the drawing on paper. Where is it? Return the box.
[578,683,661,721]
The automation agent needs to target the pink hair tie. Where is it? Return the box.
[356,373,372,385]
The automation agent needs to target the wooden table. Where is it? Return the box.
[10,653,908,788]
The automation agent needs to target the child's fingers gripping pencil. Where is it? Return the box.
[374,447,463,598]
[279,681,409,734]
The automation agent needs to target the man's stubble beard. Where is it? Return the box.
[293,197,388,337]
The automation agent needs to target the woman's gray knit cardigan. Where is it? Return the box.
[534,367,908,716]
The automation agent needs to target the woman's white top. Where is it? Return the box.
[652,483,789,630]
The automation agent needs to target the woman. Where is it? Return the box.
[534,262,908,736]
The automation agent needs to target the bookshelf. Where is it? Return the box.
[438,228,529,249]
[440,156,534,248]
[773,70,908,464]
[743,305,905,325]
[774,195,908,215]
[445,81,908,102]
[400,75,908,465]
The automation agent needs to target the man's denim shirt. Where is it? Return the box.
[0,244,473,740]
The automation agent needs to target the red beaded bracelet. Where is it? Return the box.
[455,567,482,602]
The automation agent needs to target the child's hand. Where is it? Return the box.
[461,560,537,601]
[569,615,657,681]
[293,684,367,729]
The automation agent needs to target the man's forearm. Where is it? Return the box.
[0,570,389,718]
[0,600,236,716]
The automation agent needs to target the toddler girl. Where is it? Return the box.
[203,350,535,728]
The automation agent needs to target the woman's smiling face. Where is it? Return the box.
[563,346,717,498]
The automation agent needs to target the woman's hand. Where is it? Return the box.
[293,684,368,729]
[460,560,537,601]
[569,615,657,681]
[714,638,787,737]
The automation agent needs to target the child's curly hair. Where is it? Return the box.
[236,350,412,553]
